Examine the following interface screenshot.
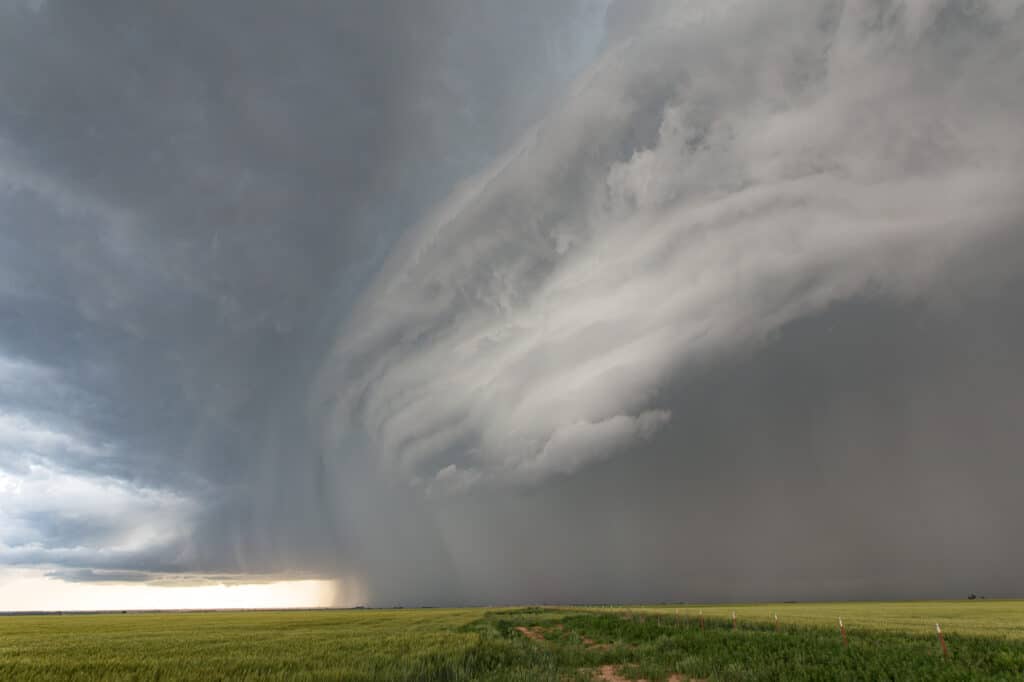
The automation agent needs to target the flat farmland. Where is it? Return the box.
[634,599,1024,639]
[1,601,1023,681]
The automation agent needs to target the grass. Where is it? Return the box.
[0,601,1022,680]
[631,600,1024,639]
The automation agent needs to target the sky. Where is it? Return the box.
[1,0,1023,611]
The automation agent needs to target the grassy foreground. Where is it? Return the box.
[1,601,1022,680]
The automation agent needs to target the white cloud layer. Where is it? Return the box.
[320,0,1024,491]
[0,462,198,564]
[0,353,198,571]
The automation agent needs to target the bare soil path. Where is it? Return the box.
[592,664,690,682]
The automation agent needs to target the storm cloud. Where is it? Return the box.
[2,0,1024,606]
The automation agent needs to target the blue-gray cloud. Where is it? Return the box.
[2,0,1024,606]
[0,0,607,593]
[320,0,1024,491]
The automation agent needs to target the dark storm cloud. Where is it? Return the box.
[316,0,1024,603]
[2,0,1023,606]
[416,257,1024,604]
[322,0,1024,491]
[0,0,607,589]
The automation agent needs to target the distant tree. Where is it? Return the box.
[968,593,977,600]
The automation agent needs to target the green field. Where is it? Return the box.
[1,601,1023,680]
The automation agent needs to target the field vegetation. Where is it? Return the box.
[1,601,1022,680]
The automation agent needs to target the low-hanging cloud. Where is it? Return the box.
[2,0,1024,607]
[0,0,608,593]
[321,0,1024,494]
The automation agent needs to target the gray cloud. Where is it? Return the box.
[311,0,1024,603]
[321,0,1024,492]
[43,568,318,587]
[2,0,1024,606]
[0,0,607,592]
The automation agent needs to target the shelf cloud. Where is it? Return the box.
[321,0,1024,493]
[1,0,1023,607]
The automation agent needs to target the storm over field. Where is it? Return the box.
[1,0,1023,608]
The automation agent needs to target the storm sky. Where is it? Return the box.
[2,0,1023,609]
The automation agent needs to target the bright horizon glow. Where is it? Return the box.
[0,569,338,612]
